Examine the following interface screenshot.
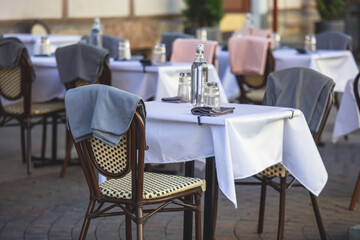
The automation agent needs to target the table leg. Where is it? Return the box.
[184,161,195,240]
[51,115,58,160]
[204,156,218,240]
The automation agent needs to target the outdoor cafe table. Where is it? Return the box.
[332,78,360,142]
[144,101,327,239]
[15,56,228,104]
[219,48,359,99]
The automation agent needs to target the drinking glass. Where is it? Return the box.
[118,40,131,60]
[152,43,166,64]
[305,34,316,53]
[271,32,281,49]
[203,82,220,110]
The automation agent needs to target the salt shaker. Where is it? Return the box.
[40,36,51,55]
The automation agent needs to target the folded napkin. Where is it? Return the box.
[191,106,235,117]
[161,96,185,103]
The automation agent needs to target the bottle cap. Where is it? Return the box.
[196,44,204,54]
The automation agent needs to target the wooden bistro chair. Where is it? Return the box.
[55,43,111,177]
[316,30,353,110]
[65,85,205,240]
[236,67,335,240]
[349,72,360,210]
[228,35,275,104]
[0,38,65,174]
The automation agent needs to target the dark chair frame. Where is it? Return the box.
[0,51,64,174]
[70,111,203,240]
[236,75,334,240]
[60,60,112,177]
[235,47,275,104]
[349,72,360,210]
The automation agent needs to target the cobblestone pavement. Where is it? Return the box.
[0,109,359,240]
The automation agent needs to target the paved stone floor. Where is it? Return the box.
[0,108,359,240]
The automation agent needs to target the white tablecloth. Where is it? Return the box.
[2,57,228,105]
[332,78,360,142]
[3,33,81,56]
[274,49,359,92]
[144,101,327,207]
[220,49,359,99]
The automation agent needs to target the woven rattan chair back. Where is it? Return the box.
[60,60,112,178]
[0,66,22,100]
[87,133,131,179]
[0,52,32,116]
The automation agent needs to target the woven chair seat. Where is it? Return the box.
[259,163,287,178]
[244,75,265,88]
[3,100,65,116]
[100,172,206,200]
[246,88,266,103]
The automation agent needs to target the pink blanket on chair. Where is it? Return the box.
[170,39,218,68]
[228,36,271,75]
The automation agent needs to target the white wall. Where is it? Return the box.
[0,0,62,20]
[133,0,184,16]
[68,0,129,18]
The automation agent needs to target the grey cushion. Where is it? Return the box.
[55,43,109,84]
[315,31,352,50]
[264,67,335,133]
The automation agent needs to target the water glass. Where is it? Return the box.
[152,43,166,64]
[40,36,51,55]
[304,34,316,53]
[118,40,131,60]
[203,82,220,110]
[177,72,191,102]
[271,32,281,49]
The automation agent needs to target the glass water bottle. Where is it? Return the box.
[89,17,103,48]
[190,44,208,106]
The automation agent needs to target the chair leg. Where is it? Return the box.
[195,192,202,240]
[60,137,73,178]
[277,177,286,240]
[136,207,144,240]
[258,176,267,233]
[349,172,360,210]
[26,118,32,175]
[309,192,327,240]
[20,123,26,163]
[126,205,132,240]
[41,116,47,160]
[79,199,95,240]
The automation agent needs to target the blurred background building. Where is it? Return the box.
[0,0,359,59]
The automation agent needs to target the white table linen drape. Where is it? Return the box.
[332,79,360,142]
[144,101,327,208]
